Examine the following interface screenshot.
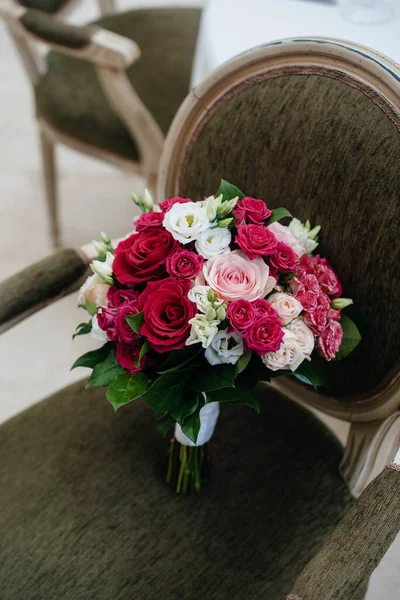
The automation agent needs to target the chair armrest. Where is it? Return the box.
[286,461,400,600]
[0,248,89,334]
[0,3,140,69]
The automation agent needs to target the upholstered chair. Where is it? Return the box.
[0,38,399,599]
[0,1,201,247]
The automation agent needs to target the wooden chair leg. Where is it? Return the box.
[40,130,61,248]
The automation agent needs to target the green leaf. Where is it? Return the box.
[106,372,149,411]
[171,392,200,426]
[235,352,251,376]
[293,357,327,389]
[125,312,144,334]
[181,408,201,444]
[143,368,193,412]
[266,207,292,225]
[72,321,92,339]
[71,342,112,370]
[156,412,176,437]
[86,349,126,388]
[83,300,98,317]
[157,346,201,374]
[139,340,150,361]
[216,179,245,201]
[206,388,260,412]
[189,365,236,392]
[335,314,362,360]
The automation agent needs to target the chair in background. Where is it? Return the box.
[0,1,201,247]
[0,38,399,599]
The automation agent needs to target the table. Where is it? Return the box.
[191,0,400,86]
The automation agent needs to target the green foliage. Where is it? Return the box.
[71,342,112,371]
[143,368,194,412]
[172,392,200,426]
[106,372,148,411]
[217,179,245,201]
[189,365,236,392]
[335,314,362,360]
[125,312,144,334]
[181,407,202,444]
[72,321,92,339]
[293,357,327,389]
[235,352,251,376]
[206,388,260,412]
[86,349,126,388]
[157,346,201,374]
[83,300,98,317]
[266,207,292,225]
[156,412,175,437]
[139,341,150,361]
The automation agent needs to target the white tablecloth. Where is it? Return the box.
[191,0,400,86]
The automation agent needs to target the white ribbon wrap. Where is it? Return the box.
[174,400,220,447]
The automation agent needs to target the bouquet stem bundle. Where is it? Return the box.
[167,440,211,494]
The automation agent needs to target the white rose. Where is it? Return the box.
[205,329,243,366]
[288,218,319,255]
[91,252,114,284]
[195,227,232,259]
[268,292,303,325]
[78,274,109,308]
[267,222,305,257]
[186,314,220,348]
[286,318,315,356]
[163,202,209,244]
[262,329,305,372]
[91,314,109,342]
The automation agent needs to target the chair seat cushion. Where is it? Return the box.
[0,380,353,599]
[34,8,201,161]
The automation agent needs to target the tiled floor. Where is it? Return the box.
[0,1,398,597]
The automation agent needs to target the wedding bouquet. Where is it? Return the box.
[72,181,362,493]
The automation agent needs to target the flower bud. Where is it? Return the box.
[91,252,114,285]
[216,305,226,321]
[92,240,108,258]
[101,231,111,244]
[216,197,238,219]
[331,297,353,310]
[205,306,217,321]
[132,189,154,213]
[217,217,234,228]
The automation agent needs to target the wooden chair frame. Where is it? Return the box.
[156,37,400,497]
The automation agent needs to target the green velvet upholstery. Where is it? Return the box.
[18,0,70,15]
[21,9,93,48]
[290,466,400,600]
[0,382,353,599]
[178,74,400,397]
[0,248,87,329]
[34,8,202,161]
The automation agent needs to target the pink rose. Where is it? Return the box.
[158,197,191,213]
[303,293,340,335]
[107,287,139,308]
[267,222,305,256]
[166,249,204,279]
[291,274,320,312]
[318,320,343,360]
[135,211,164,232]
[115,304,139,343]
[233,197,271,225]
[236,224,277,259]
[297,255,315,277]
[270,242,298,272]
[243,316,284,355]
[313,255,342,298]
[201,250,276,303]
[253,298,279,317]
[226,299,256,333]
[116,340,146,373]
[97,307,117,341]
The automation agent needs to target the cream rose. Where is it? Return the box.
[262,329,305,371]
[205,329,243,366]
[195,227,231,259]
[267,222,305,257]
[202,250,276,303]
[162,202,209,244]
[286,318,315,356]
[268,292,303,325]
[78,274,109,308]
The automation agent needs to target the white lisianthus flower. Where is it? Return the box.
[199,194,223,221]
[91,314,108,342]
[288,218,320,255]
[186,314,220,348]
[286,318,315,356]
[188,285,224,314]
[205,329,243,366]
[163,202,210,244]
[78,274,109,308]
[268,292,303,325]
[262,329,305,372]
[195,227,232,259]
[91,252,114,285]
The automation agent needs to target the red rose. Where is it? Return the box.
[227,299,256,333]
[113,230,179,285]
[233,197,272,225]
[253,298,279,317]
[318,320,343,360]
[270,242,298,272]
[313,256,342,298]
[137,278,196,353]
[291,274,320,312]
[115,304,139,343]
[135,211,164,232]
[116,340,146,373]
[158,197,191,213]
[97,307,117,341]
[107,287,139,308]
[243,316,284,355]
[166,249,204,279]
[236,224,277,259]
[303,292,340,335]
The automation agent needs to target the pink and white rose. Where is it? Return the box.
[268,292,303,325]
[262,329,306,372]
[267,222,305,257]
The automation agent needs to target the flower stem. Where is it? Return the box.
[166,438,210,494]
